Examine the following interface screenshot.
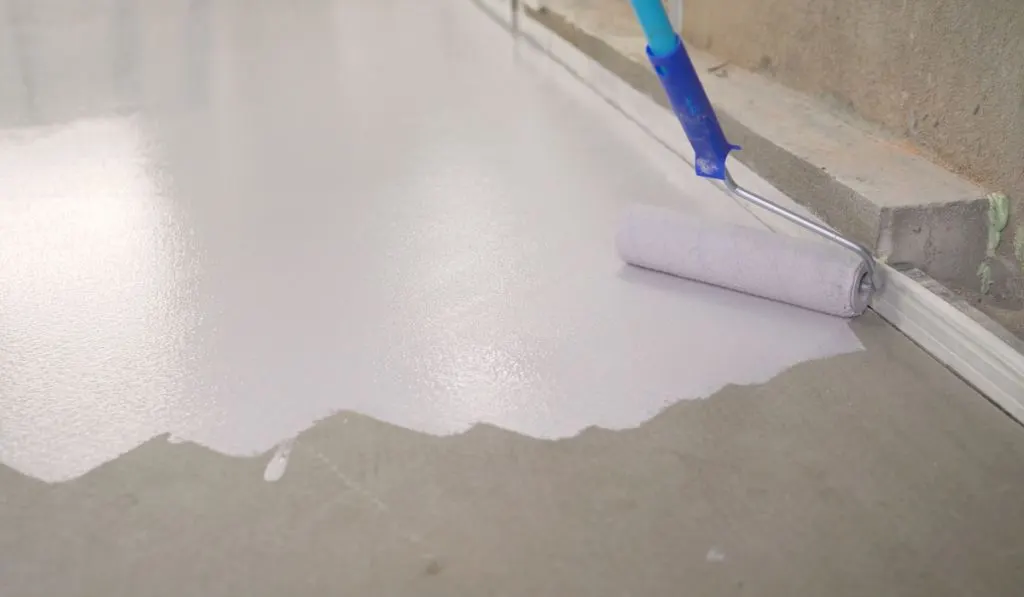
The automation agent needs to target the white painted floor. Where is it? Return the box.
[4,3,1024,596]
[0,0,864,484]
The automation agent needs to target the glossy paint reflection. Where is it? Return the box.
[0,115,201,478]
[0,0,862,482]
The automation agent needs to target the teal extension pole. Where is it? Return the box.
[627,0,678,57]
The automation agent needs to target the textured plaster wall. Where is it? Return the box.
[675,0,1024,300]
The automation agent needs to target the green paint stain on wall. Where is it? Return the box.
[1014,224,1024,270]
[977,261,993,294]
[985,192,1010,256]
[978,192,1011,294]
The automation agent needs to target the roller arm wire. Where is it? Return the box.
[721,169,882,294]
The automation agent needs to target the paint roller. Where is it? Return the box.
[617,0,881,317]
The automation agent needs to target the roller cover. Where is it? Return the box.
[617,204,871,317]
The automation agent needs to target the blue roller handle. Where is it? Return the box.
[628,0,740,179]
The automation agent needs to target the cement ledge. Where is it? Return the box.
[522,3,993,296]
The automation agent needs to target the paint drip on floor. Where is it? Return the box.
[263,440,294,483]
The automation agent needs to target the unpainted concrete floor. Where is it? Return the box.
[1,0,1024,595]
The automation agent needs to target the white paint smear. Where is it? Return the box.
[263,440,294,483]
[0,0,862,483]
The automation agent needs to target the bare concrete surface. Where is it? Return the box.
[3,314,1024,596]
[2,0,1024,595]
[526,0,1024,339]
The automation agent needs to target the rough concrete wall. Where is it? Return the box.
[677,0,1024,300]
